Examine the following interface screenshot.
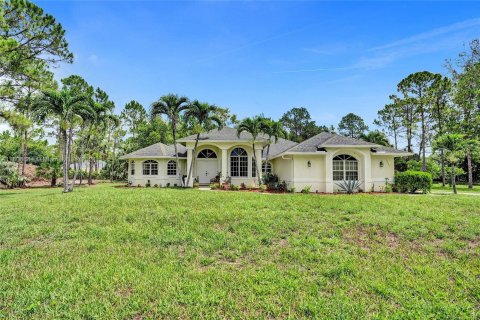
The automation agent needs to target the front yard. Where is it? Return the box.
[0,184,479,318]
[432,182,480,194]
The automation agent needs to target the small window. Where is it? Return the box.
[143,160,158,175]
[130,161,135,175]
[197,149,217,158]
[262,161,272,173]
[167,160,177,176]
[252,158,256,177]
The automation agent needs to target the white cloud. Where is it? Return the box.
[88,54,100,65]
[370,18,480,51]
[274,17,480,74]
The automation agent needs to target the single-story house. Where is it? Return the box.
[119,127,411,192]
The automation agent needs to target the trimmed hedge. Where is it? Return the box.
[394,171,432,194]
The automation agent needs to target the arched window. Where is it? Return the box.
[130,161,135,175]
[197,149,217,159]
[230,148,248,177]
[262,161,272,173]
[167,160,177,176]
[143,160,158,175]
[333,154,358,181]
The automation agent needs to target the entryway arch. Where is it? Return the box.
[196,148,218,184]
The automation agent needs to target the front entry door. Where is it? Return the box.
[197,160,218,184]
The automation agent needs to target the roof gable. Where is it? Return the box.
[119,143,187,159]
[281,132,381,153]
[177,127,269,142]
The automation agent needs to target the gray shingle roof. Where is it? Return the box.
[283,132,379,153]
[119,143,187,159]
[263,138,298,159]
[120,130,410,160]
[371,146,412,154]
[177,127,269,142]
[275,131,414,155]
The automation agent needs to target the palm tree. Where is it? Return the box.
[36,159,62,187]
[237,116,264,185]
[151,94,190,186]
[260,119,286,173]
[34,89,94,192]
[184,100,224,187]
[360,130,392,147]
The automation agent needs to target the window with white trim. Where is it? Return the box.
[167,160,177,176]
[333,155,358,181]
[262,161,272,173]
[230,148,248,177]
[197,149,217,158]
[143,160,158,175]
[130,161,135,175]
[252,158,257,177]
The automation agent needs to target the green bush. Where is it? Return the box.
[210,183,220,190]
[395,171,432,194]
[406,159,441,180]
[301,185,312,194]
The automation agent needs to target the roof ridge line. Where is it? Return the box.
[317,133,336,147]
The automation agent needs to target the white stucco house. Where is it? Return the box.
[119,127,411,192]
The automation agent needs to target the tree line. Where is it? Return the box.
[374,39,480,191]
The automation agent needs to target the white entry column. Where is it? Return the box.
[221,147,228,183]
[325,152,333,193]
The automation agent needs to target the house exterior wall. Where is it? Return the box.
[185,141,262,186]
[127,158,186,187]
[126,145,397,192]
[272,157,292,185]
[272,148,396,193]
[292,155,327,193]
[370,155,395,191]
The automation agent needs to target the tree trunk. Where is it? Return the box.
[88,158,93,185]
[467,153,473,189]
[66,128,74,192]
[406,127,413,153]
[393,126,398,150]
[110,139,116,182]
[421,112,426,172]
[451,164,457,194]
[172,123,183,187]
[62,130,69,193]
[186,133,200,187]
[70,143,87,192]
[17,131,22,175]
[79,160,83,185]
[440,149,446,187]
[253,142,261,186]
[22,130,28,176]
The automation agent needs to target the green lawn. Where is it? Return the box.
[432,183,480,194]
[1,184,479,319]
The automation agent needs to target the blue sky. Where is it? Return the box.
[39,1,480,129]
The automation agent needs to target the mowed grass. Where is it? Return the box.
[0,185,479,319]
[432,183,480,194]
